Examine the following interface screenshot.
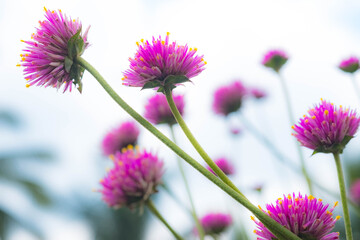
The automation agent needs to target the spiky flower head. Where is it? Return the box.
[262,50,288,72]
[122,33,206,92]
[99,147,164,209]
[199,213,232,236]
[206,157,235,176]
[101,121,140,156]
[213,81,248,116]
[252,193,340,240]
[250,88,267,100]
[144,94,184,125]
[350,179,360,205]
[292,99,360,154]
[339,57,359,73]
[18,8,90,93]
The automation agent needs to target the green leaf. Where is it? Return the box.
[141,80,163,90]
[164,75,190,86]
[67,28,82,58]
[64,56,73,73]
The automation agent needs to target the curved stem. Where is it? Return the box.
[169,125,205,240]
[333,153,353,240]
[351,74,360,105]
[76,56,301,240]
[146,200,184,240]
[277,72,313,194]
[164,86,245,199]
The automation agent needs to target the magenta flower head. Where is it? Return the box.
[99,147,164,209]
[144,94,185,125]
[18,7,90,93]
[292,99,360,154]
[213,81,248,116]
[250,88,267,100]
[262,49,288,72]
[350,179,360,205]
[199,213,232,236]
[122,33,206,92]
[339,57,359,73]
[101,121,140,156]
[206,157,235,176]
[252,193,341,240]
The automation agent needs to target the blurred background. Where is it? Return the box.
[1,0,360,239]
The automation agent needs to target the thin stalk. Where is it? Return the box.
[76,56,301,240]
[146,200,184,240]
[277,72,313,194]
[164,86,245,199]
[333,153,353,240]
[351,74,360,104]
[169,125,205,240]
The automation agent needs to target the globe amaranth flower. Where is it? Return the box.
[350,179,360,205]
[99,147,164,209]
[206,157,234,176]
[18,7,90,93]
[144,94,184,125]
[262,49,288,72]
[252,193,341,240]
[199,213,232,236]
[339,57,359,73]
[122,33,206,92]
[250,88,267,100]
[213,81,248,116]
[292,99,360,154]
[101,121,140,156]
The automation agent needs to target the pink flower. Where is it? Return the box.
[350,179,360,205]
[213,81,248,116]
[206,158,235,176]
[144,94,184,125]
[100,147,164,209]
[262,49,288,72]
[199,213,232,236]
[102,121,140,156]
[252,193,340,240]
[122,33,206,91]
[339,56,359,73]
[292,99,360,154]
[18,8,90,92]
[250,88,267,100]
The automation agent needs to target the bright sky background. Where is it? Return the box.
[1,0,360,239]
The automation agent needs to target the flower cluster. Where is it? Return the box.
[252,193,340,240]
[101,121,140,156]
[122,33,206,91]
[213,81,247,116]
[350,179,360,205]
[206,157,234,176]
[292,99,360,154]
[144,94,185,125]
[262,50,288,72]
[339,57,359,73]
[18,8,90,92]
[99,147,164,209]
[199,213,232,236]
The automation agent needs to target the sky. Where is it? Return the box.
[1,0,360,239]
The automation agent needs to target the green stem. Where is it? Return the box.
[146,200,184,240]
[76,56,301,240]
[351,74,360,105]
[164,86,245,199]
[333,153,353,240]
[169,125,205,240]
[277,72,313,194]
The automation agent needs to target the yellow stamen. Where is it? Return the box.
[161,40,165,45]
[109,154,115,161]
[20,40,25,43]
[52,10,54,13]
[287,194,292,199]
[189,48,193,51]
[121,77,125,80]
[26,84,30,88]
[267,210,271,215]
[288,205,292,209]
[279,200,283,204]
[194,47,198,51]
[336,216,341,220]
[127,145,134,150]
[140,57,144,61]
[44,6,47,11]
[16,64,21,67]
[136,41,140,46]
[291,125,295,129]
[312,116,316,119]
[21,57,26,61]
[334,201,338,207]
[204,61,207,65]
[318,198,322,202]
[253,230,257,233]
[324,110,329,115]
[278,198,282,201]
[250,216,255,221]
[305,119,309,123]
[166,32,170,36]
[140,39,144,43]
[320,98,323,101]
[308,195,314,200]
[258,205,263,210]
[340,105,343,108]
[201,58,204,61]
